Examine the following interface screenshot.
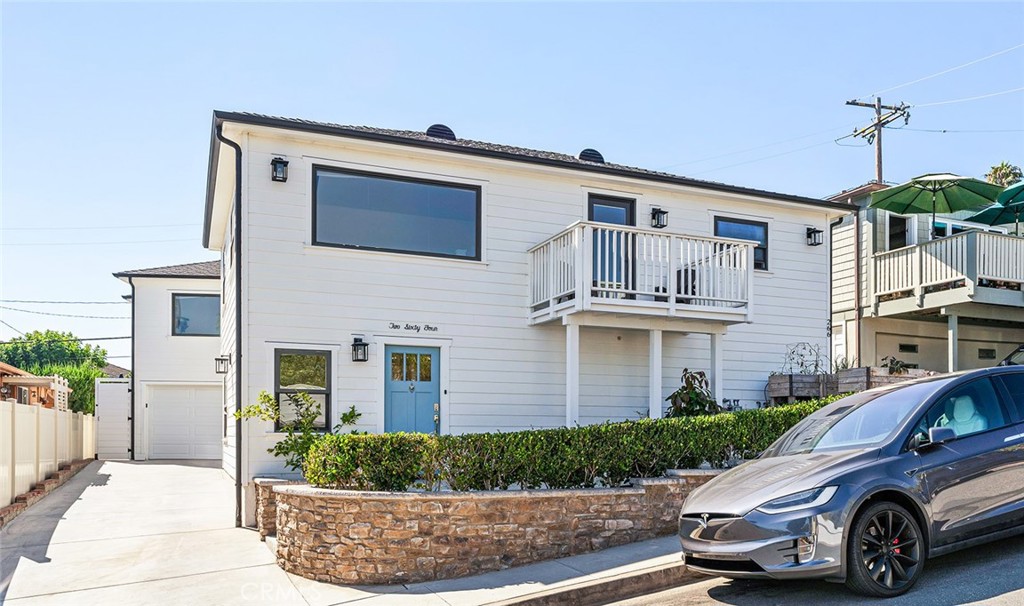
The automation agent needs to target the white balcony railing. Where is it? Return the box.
[529,222,755,323]
[874,230,1024,305]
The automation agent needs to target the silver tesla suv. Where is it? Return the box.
[678,366,1024,597]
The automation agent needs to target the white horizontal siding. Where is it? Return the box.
[227,129,838,479]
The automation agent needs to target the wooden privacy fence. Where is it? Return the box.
[0,400,96,508]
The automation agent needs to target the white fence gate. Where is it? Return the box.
[95,378,131,460]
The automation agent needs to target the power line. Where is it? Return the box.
[0,299,128,305]
[657,121,862,170]
[0,306,130,320]
[858,42,1024,100]
[0,319,26,336]
[2,238,195,247]
[688,140,835,176]
[2,223,200,231]
[884,126,1024,134]
[912,86,1024,108]
[0,335,131,345]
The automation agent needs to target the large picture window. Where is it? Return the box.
[171,294,220,336]
[714,217,769,271]
[274,349,330,431]
[313,166,481,260]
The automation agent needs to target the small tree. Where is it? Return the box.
[985,161,1023,187]
[0,330,107,369]
[665,368,721,417]
[235,391,361,472]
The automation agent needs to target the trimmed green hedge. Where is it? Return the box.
[304,395,843,491]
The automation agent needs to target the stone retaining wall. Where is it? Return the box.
[271,472,719,585]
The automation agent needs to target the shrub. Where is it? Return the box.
[303,395,845,492]
[31,363,106,414]
[664,368,721,417]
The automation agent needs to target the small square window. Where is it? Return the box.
[979,349,997,360]
[172,294,220,336]
[898,344,919,354]
[274,349,330,432]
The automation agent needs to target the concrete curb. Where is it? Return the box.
[485,561,705,606]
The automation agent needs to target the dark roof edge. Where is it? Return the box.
[111,272,220,280]
[202,113,222,248]
[204,111,853,220]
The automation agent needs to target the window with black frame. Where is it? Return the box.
[171,294,220,336]
[714,217,769,271]
[313,166,481,260]
[274,349,330,431]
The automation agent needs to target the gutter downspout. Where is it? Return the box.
[853,206,863,365]
[128,277,136,461]
[216,124,244,528]
[829,215,845,363]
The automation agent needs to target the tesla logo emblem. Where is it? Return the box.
[699,514,710,529]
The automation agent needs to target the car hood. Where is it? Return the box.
[680,448,879,516]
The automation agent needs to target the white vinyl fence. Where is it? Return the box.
[0,400,96,508]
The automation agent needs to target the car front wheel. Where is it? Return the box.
[845,501,924,597]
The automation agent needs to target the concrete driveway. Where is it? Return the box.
[0,461,416,606]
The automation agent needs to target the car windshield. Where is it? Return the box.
[763,378,955,457]
[1005,348,1024,365]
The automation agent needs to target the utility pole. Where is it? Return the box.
[845,97,910,183]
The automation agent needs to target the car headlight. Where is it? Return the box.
[755,486,838,514]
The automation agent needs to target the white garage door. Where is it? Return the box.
[148,385,222,460]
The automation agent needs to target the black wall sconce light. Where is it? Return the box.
[651,207,669,229]
[351,337,369,362]
[806,227,824,247]
[214,356,230,374]
[271,157,289,182]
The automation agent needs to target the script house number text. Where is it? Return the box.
[389,322,439,334]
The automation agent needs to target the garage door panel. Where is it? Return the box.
[149,385,222,460]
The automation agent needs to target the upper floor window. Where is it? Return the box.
[313,166,481,260]
[172,294,220,336]
[932,220,1007,239]
[714,217,768,271]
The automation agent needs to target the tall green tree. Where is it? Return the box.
[985,161,1023,187]
[0,330,108,413]
[0,330,107,369]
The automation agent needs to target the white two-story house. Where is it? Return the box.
[113,261,222,461]
[829,181,1024,373]
[202,111,850,524]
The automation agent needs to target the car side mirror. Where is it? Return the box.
[927,426,957,446]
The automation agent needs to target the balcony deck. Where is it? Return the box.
[529,222,755,328]
[873,230,1024,317]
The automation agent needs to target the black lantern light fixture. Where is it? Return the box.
[650,207,669,229]
[351,337,369,362]
[806,227,824,247]
[214,356,230,374]
[270,157,289,182]
[0,385,10,399]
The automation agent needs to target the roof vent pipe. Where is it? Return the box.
[426,124,456,140]
[579,148,605,163]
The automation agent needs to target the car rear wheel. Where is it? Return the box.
[845,501,924,597]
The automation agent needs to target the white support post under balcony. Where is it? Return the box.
[709,332,724,406]
[947,314,959,373]
[649,329,663,419]
[566,323,580,427]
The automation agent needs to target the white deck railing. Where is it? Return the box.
[0,400,96,507]
[529,222,755,322]
[874,230,1024,302]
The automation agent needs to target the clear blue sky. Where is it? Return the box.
[2,2,1022,368]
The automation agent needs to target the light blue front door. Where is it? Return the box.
[385,346,440,434]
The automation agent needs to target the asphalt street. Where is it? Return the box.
[616,534,1024,606]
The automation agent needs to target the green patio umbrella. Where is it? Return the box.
[869,173,1004,237]
[965,181,1024,235]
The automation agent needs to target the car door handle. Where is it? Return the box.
[1004,432,1024,443]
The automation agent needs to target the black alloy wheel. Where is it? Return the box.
[845,502,924,597]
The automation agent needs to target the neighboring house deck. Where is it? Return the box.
[830,182,1024,373]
